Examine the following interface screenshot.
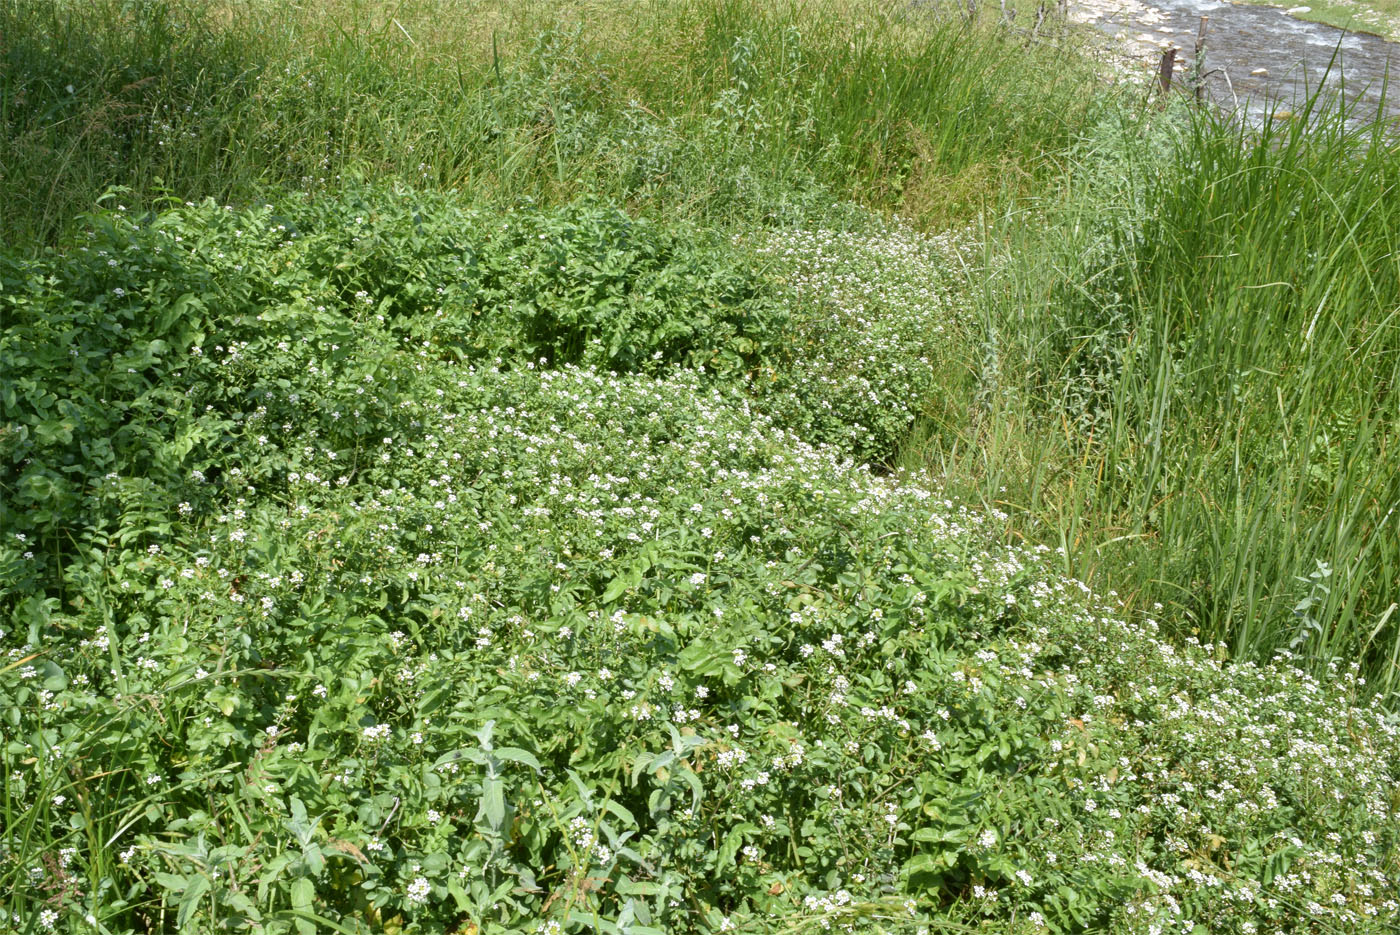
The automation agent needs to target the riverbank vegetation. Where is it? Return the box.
[1246,0,1400,42]
[3,1,1398,932]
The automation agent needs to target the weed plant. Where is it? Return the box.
[749,223,977,463]
[3,0,1400,932]
[3,189,1398,935]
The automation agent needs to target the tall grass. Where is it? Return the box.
[937,95,1400,688]
[0,0,1104,246]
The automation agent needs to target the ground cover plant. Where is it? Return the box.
[4,184,1399,935]
[3,1,1400,934]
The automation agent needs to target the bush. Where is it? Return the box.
[750,222,975,464]
[3,191,1398,935]
[0,188,787,605]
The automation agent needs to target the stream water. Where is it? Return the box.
[1068,0,1400,123]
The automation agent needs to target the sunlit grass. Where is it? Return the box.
[0,0,1104,245]
[5,1,1400,931]
[915,92,1400,690]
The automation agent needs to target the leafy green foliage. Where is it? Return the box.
[3,1,1400,932]
[750,224,976,463]
[3,190,1399,935]
[0,188,785,604]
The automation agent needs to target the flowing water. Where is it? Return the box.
[1069,0,1400,123]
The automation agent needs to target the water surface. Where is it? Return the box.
[1070,0,1400,123]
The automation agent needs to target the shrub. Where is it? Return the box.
[3,193,1398,935]
[750,222,976,464]
[0,188,786,606]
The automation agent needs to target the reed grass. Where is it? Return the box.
[926,92,1400,689]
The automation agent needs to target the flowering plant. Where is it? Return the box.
[2,191,1396,935]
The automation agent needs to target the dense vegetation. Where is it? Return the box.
[2,1,1398,933]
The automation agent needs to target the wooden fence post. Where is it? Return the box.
[1158,46,1178,100]
[1193,16,1210,104]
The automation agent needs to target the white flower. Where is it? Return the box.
[406,875,431,903]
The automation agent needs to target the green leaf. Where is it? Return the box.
[290,878,315,920]
[303,842,325,878]
[601,568,641,603]
[716,826,745,869]
[434,748,488,769]
[678,767,704,813]
[495,746,541,770]
[176,875,210,930]
[287,796,312,846]
[478,776,505,833]
[604,799,637,828]
[154,872,189,893]
[615,876,663,897]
